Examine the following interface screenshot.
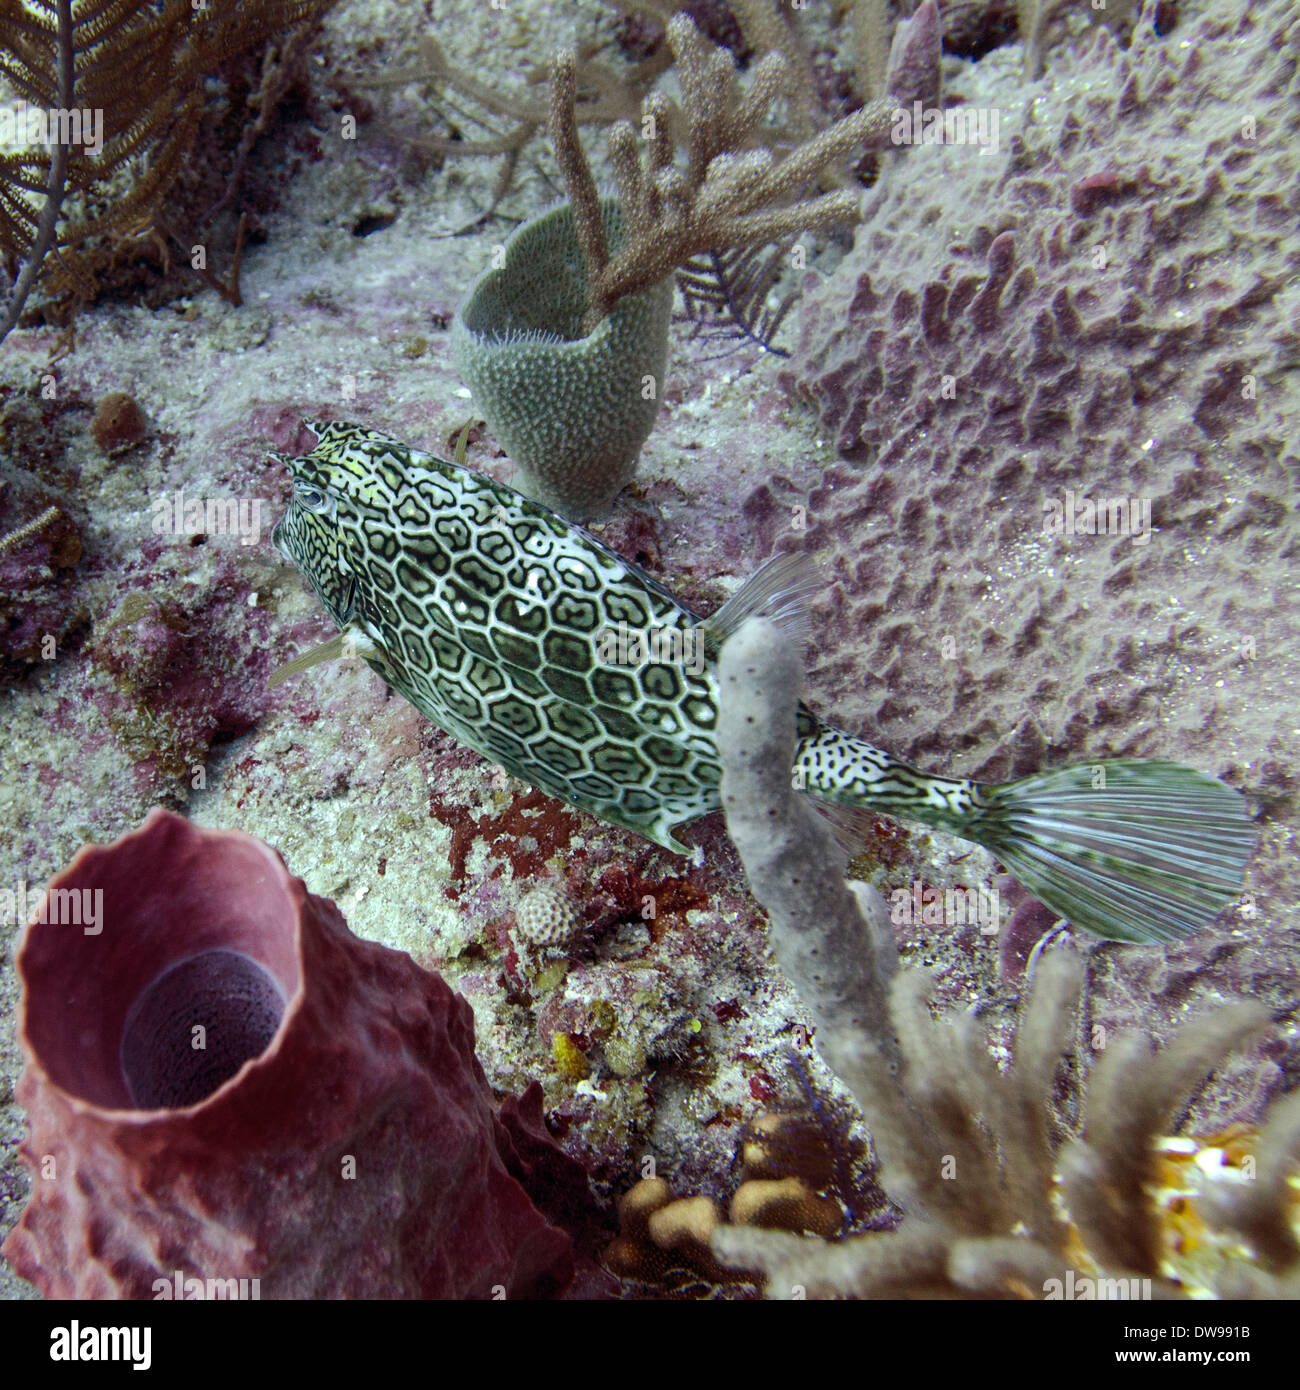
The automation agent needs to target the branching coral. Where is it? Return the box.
[550,13,910,333]
[376,0,889,229]
[455,4,941,516]
[713,949,1299,1299]
[0,501,60,556]
[446,3,945,514]
[361,31,671,226]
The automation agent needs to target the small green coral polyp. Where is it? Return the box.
[452,197,672,520]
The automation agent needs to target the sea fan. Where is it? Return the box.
[0,0,338,342]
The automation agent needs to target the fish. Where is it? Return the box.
[270,419,1257,945]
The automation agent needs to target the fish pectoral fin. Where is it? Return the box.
[267,623,386,688]
[267,633,347,688]
[698,551,824,653]
[807,799,876,862]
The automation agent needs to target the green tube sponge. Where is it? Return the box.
[452,197,672,520]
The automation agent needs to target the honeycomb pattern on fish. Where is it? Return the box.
[272,420,732,851]
[270,420,1256,944]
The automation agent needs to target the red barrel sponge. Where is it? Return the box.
[2,809,579,1298]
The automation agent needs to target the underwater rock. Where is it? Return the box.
[2,809,581,1298]
[452,197,673,520]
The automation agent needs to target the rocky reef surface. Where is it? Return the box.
[1,0,1296,1298]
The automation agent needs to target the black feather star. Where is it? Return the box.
[673,237,800,362]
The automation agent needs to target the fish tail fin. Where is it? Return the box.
[961,759,1256,944]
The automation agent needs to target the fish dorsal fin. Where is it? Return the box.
[699,551,823,652]
[303,419,406,451]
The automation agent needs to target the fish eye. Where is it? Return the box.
[294,482,335,516]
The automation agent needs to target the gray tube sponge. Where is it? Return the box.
[452,197,673,520]
[715,615,900,1087]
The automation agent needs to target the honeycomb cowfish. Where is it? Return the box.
[271,420,1256,945]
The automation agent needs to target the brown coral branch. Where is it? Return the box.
[201,22,318,230]
[1209,1087,1300,1277]
[550,13,902,333]
[729,0,818,143]
[1,0,340,337]
[0,503,61,556]
[852,0,891,101]
[368,33,672,221]
[157,211,247,307]
[1017,0,1048,80]
[1058,1002,1269,1277]
[549,47,608,317]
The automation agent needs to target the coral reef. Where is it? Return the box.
[547,15,901,331]
[1,0,1296,1309]
[713,945,1300,1298]
[2,809,588,1298]
[451,6,942,518]
[605,1176,741,1288]
[1,0,342,340]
